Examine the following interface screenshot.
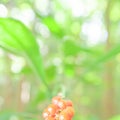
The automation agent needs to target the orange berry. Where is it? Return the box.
[65,100,73,107]
[52,96,61,105]
[45,116,55,120]
[43,96,74,120]
[57,99,66,110]
[42,109,49,119]
[58,111,71,120]
[65,106,74,118]
[47,104,59,116]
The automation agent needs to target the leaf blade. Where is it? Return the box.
[0,18,48,88]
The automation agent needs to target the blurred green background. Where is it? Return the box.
[0,0,120,120]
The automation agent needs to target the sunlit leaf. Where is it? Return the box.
[62,40,94,56]
[0,18,48,88]
[42,16,64,37]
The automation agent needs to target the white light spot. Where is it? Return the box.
[43,113,48,117]
[0,4,8,17]
[11,56,25,73]
[54,11,66,25]
[81,16,108,46]
[35,23,50,38]
[11,8,35,26]
[48,107,52,112]
[53,58,61,66]
[0,48,4,57]
[35,0,49,15]
[21,82,31,104]
[37,38,48,56]
[59,0,98,17]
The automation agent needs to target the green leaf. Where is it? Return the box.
[0,111,14,119]
[64,63,75,77]
[45,65,56,81]
[110,1,120,22]
[0,111,22,120]
[84,72,101,85]
[0,111,38,120]
[62,40,94,56]
[42,16,64,37]
[31,87,48,108]
[89,44,120,69]
[109,115,120,120]
[63,40,80,56]
[80,44,120,80]
[0,18,48,89]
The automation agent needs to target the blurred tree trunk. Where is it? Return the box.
[17,78,24,111]
[102,0,115,119]
[4,54,12,109]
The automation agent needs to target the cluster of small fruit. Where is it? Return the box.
[42,96,74,120]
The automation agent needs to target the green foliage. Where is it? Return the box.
[64,62,75,77]
[0,0,120,120]
[110,115,120,120]
[63,40,80,56]
[0,111,14,119]
[89,44,120,70]
[0,18,47,88]
[46,65,56,81]
[43,16,64,37]
[110,1,120,22]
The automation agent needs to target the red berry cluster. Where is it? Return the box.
[42,96,74,120]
